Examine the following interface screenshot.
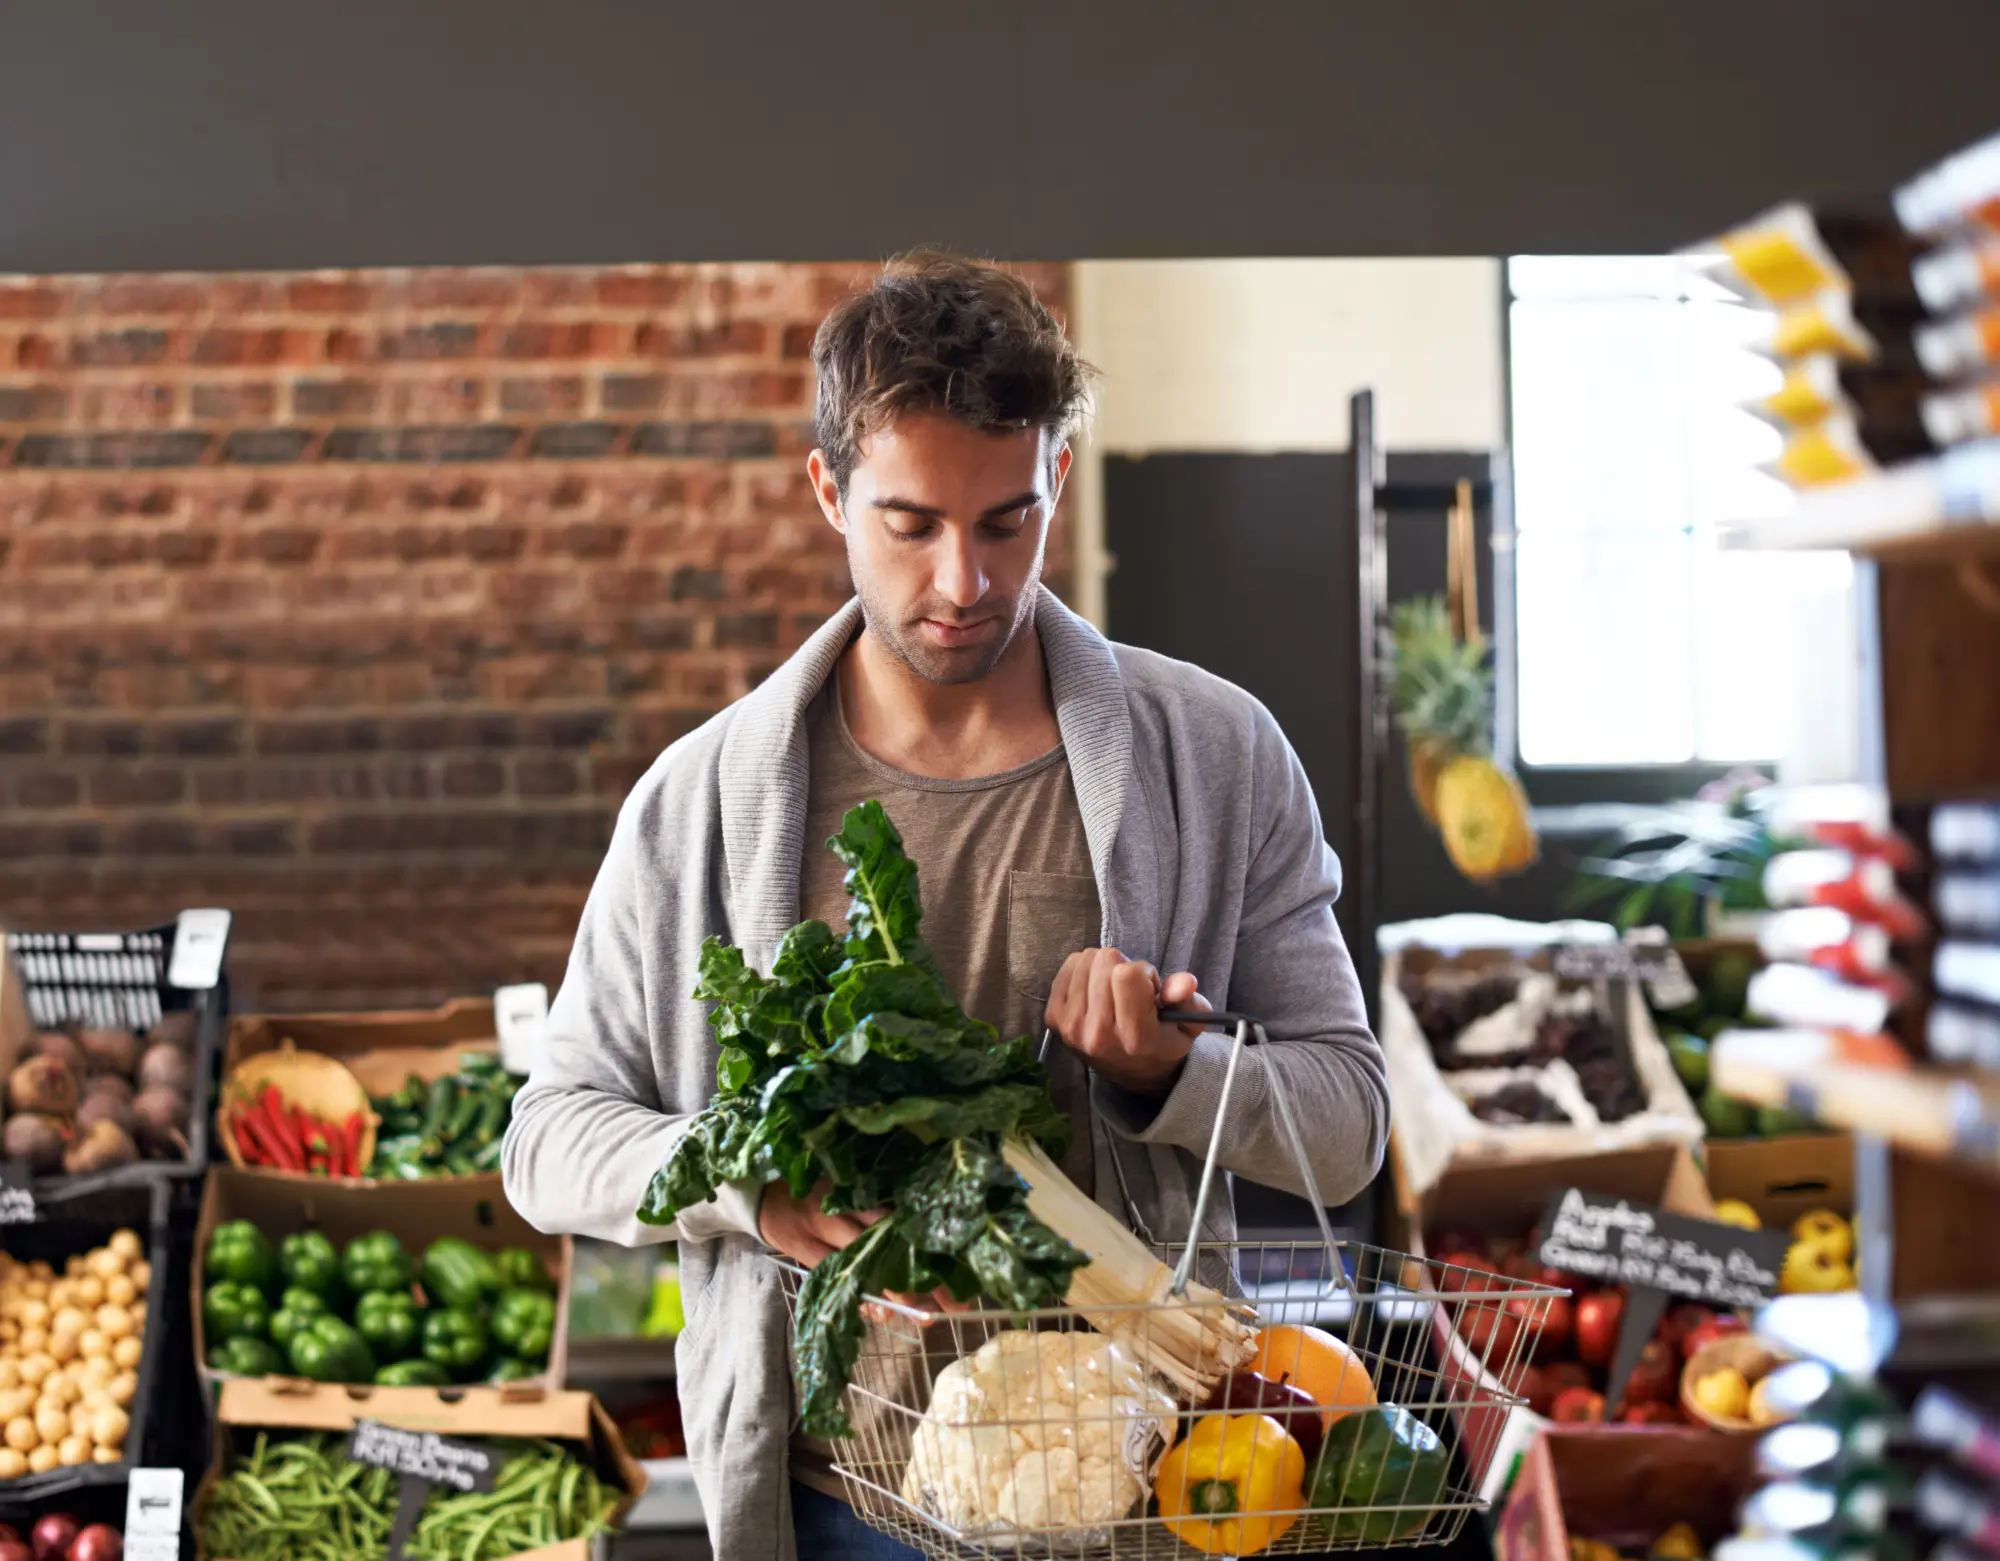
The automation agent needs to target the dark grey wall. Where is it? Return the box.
[3,2,1997,272]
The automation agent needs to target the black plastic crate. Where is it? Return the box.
[0,1471,195,1560]
[0,1178,171,1503]
[4,917,229,1191]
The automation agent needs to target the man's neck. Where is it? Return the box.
[838,615,1063,781]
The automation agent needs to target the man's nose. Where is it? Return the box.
[933,532,987,608]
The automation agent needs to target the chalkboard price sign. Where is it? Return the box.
[1538,1188,1790,1311]
[1536,1187,1790,1414]
[345,1420,498,1561]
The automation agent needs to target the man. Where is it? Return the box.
[504,253,1389,1561]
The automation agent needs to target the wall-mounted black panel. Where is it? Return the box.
[1,1,1996,272]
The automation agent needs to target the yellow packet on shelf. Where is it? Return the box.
[1772,416,1876,486]
[1752,354,1936,435]
[1757,290,1878,362]
[1697,202,1925,309]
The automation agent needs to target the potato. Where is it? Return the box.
[3,1416,34,1453]
[63,1256,84,1278]
[18,1355,53,1388]
[18,1300,47,1330]
[26,1444,56,1474]
[0,1390,29,1422]
[34,1403,68,1444]
[73,1277,104,1310]
[46,1281,73,1311]
[55,1434,87,1467]
[91,1445,120,1464]
[111,1337,141,1371]
[107,1372,136,1408]
[91,1405,128,1446]
[0,1322,16,1346]
[77,1331,105,1360]
[75,1356,112,1386]
[51,1306,87,1337]
[104,1275,137,1310]
[0,1359,19,1392]
[95,1306,133,1341]
[88,1250,122,1281]
[0,1447,24,1478]
[108,1230,142,1262]
[45,1333,76,1366]
[44,1373,78,1408]
[26,1263,50,1283]
[22,1281,47,1302]
[129,1259,152,1291]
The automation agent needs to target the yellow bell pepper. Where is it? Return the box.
[1155,1412,1306,1556]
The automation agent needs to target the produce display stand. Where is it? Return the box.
[189,1165,575,1392]
[2,1178,173,1501]
[1,916,230,1193]
[1495,1425,1759,1561]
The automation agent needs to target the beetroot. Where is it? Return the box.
[76,1027,138,1079]
[135,1044,189,1096]
[1,1113,67,1172]
[147,1010,196,1051]
[22,1031,86,1078]
[130,1086,188,1159]
[0,1541,28,1561]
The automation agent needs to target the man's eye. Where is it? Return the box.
[888,521,933,542]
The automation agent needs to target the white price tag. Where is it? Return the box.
[125,1465,184,1559]
[494,982,550,1075]
[168,908,232,990]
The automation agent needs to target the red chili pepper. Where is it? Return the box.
[259,1087,306,1171]
[343,1113,366,1178]
[235,1101,283,1168]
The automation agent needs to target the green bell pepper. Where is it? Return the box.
[420,1307,490,1381]
[420,1238,500,1310]
[207,1335,285,1376]
[268,1287,329,1353]
[354,1288,423,1362]
[487,1356,541,1384]
[489,1287,556,1362]
[278,1230,342,1298]
[342,1230,415,1295]
[375,1358,449,1387]
[203,1281,271,1343]
[204,1220,277,1293]
[286,1315,377,1383]
[493,1247,553,1294]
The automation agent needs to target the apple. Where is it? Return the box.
[1551,1385,1606,1423]
[1534,1292,1576,1359]
[1548,1361,1592,1394]
[1519,1364,1557,1417]
[1660,1304,1717,1355]
[1619,1401,1684,1426]
[1621,1339,1678,1406]
[1682,1316,1747,1360]
[1575,1291,1625,1365]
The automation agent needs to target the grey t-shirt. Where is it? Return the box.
[799,679,1102,1192]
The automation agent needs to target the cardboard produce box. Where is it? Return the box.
[1497,1425,1759,1561]
[224,998,508,1184]
[192,1165,572,1390]
[195,1378,645,1561]
[1384,946,1705,1205]
[1393,1140,1718,1497]
[1703,1132,1854,1230]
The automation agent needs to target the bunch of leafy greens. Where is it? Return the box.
[637,800,1085,1437]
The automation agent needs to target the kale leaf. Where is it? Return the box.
[636,799,1084,1437]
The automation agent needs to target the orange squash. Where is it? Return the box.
[1246,1325,1378,1431]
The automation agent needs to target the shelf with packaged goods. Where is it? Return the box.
[1711,1047,2000,1178]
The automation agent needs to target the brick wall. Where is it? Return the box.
[0,262,1072,1012]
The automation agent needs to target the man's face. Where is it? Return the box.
[811,413,1070,686]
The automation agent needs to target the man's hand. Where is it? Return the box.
[757,1180,884,1269]
[757,1181,962,1319]
[1046,948,1211,1096]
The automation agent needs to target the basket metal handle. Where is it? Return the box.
[1043,1008,1357,1305]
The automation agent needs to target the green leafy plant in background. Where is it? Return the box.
[1568,777,1783,936]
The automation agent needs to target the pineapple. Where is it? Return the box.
[1388,595,1538,881]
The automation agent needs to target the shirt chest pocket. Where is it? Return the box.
[1007,870,1102,1002]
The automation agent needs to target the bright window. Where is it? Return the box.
[1507,256,1851,767]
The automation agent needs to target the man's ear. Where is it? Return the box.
[1050,442,1074,508]
[807,449,845,534]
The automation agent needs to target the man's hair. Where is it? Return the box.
[811,252,1095,492]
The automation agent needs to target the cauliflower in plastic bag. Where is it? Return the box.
[900,1329,1177,1537]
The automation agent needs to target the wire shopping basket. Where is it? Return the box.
[771,1011,1566,1560]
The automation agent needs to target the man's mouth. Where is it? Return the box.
[917,617,996,648]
